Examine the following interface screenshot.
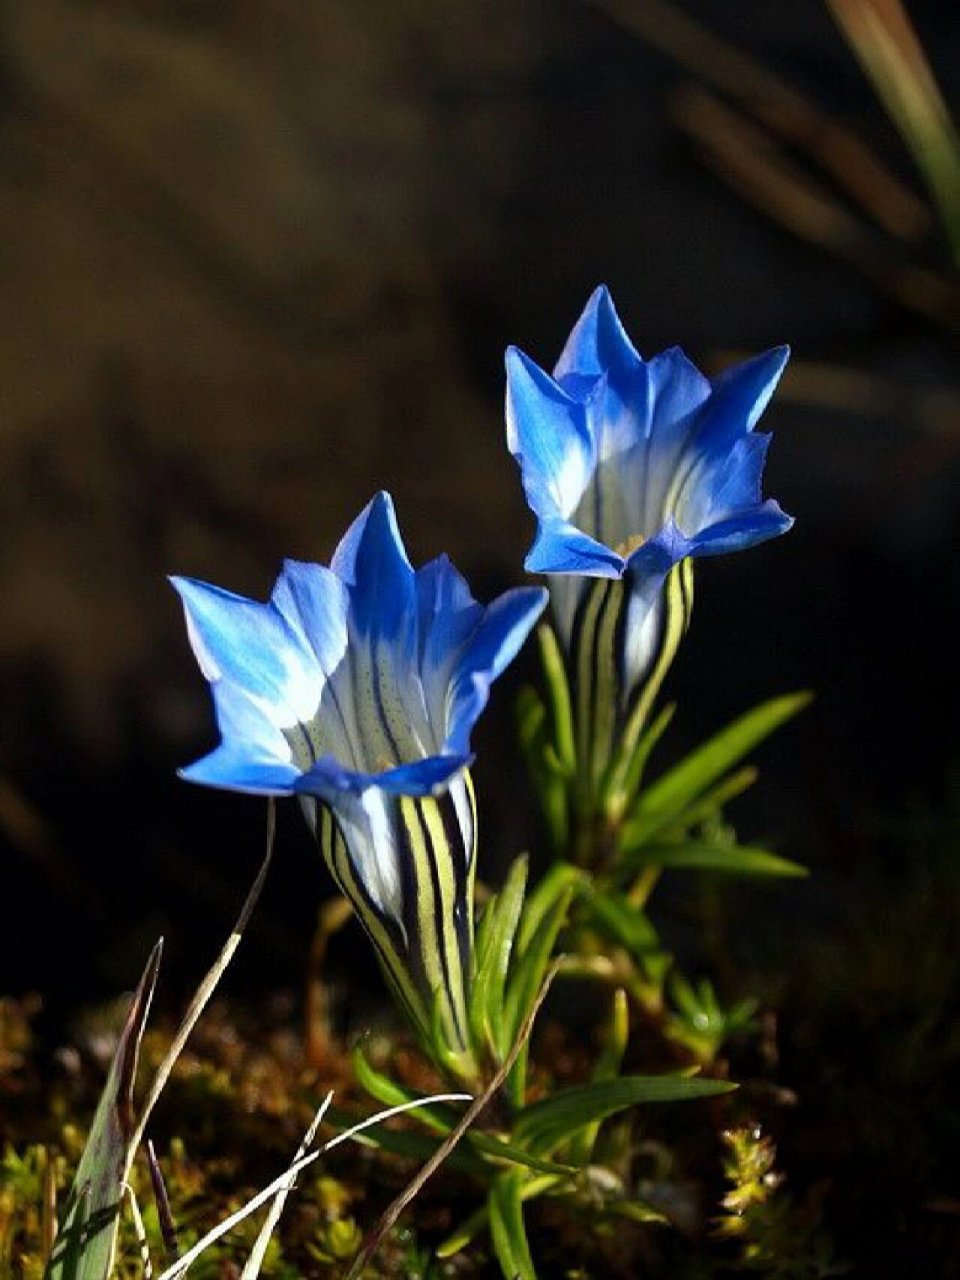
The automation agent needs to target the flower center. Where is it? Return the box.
[615,533,646,558]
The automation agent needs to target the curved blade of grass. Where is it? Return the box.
[505,885,575,1105]
[45,940,162,1280]
[154,1093,471,1280]
[351,1044,451,1135]
[240,1094,333,1279]
[332,1067,574,1179]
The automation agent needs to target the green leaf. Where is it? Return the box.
[569,989,629,1166]
[350,1047,575,1177]
[581,887,662,958]
[514,1073,736,1157]
[608,702,676,811]
[537,624,576,774]
[628,692,811,832]
[516,685,569,850]
[321,1105,485,1175]
[489,1171,537,1280]
[438,1174,561,1260]
[351,1045,450,1134]
[622,765,758,850]
[470,856,529,1060]
[45,941,162,1280]
[504,884,575,1104]
[515,861,583,957]
[626,841,807,878]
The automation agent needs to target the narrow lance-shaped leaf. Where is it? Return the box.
[469,855,528,1060]
[621,764,758,851]
[569,988,629,1167]
[489,1170,537,1280]
[514,1073,736,1157]
[348,1045,575,1178]
[45,941,162,1280]
[504,884,575,1104]
[629,692,811,829]
[625,841,807,878]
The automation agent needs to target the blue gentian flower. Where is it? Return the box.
[506,286,792,789]
[172,492,547,1054]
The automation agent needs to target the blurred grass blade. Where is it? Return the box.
[594,0,931,241]
[670,85,960,331]
[626,841,807,878]
[489,1170,537,1280]
[826,0,960,262]
[627,692,810,836]
[514,1073,735,1156]
[537,624,576,774]
[240,1094,333,1279]
[616,702,676,808]
[45,940,162,1280]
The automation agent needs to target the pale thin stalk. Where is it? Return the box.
[240,1094,334,1279]
[154,1093,471,1280]
[127,801,276,1163]
[123,1183,154,1279]
[344,959,565,1280]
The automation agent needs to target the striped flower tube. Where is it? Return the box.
[506,286,793,807]
[172,492,547,1062]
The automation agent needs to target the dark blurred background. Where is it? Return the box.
[1,0,959,1025]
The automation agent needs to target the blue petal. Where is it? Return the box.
[553,285,643,391]
[646,346,712,443]
[271,559,349,678]
[415,554,484,678]
[414,562,547,758]
[702,346,789,449]
[331,491,415,639]
[180,749,300,795]
[526,515,624,576]
[687,501,794,556]
[171,576,322,727]
[457,585,549,684]
[295,751,471,800]
[442,589,547,757]
[627,519,694,579]
[505,347,593,522]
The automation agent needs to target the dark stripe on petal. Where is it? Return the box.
[316,802,428,1036]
